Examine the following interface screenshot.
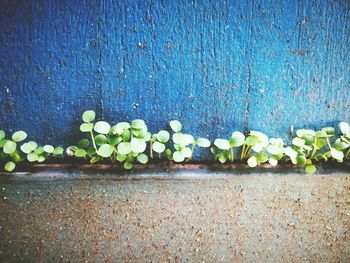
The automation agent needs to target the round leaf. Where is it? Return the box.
[80,123,93,132]
[20,141,37,154]
[94,121,111,134]
[247,156,258,168]
[3,140,16,154]
[77,139,90,149]
[97,144,113,158]
[170,120,182,133]
[173,151,185,162]
[292,137,305,147]
[296,154,306,165]
[196,138,211,147]
[137,153,149,164]
[4,161,16,172]
[75,149,87,158]
[123,162,133,170]
[37,156,46,163]
[82,110,96,123]
[339,122,350,135]
[214,139,230,150]
[95,134,107,146]
[305,164,316,174]
[34,147,44,155]
[117,142,131,155]
[157,130,170,143]
[43,145,54,153]
[153,141,166,153]
[12,131,27,142]
[130,138,146,153]
[256,152,268,163]
[53,146,64,155]
[330,148,344,161]
[131,119,146,130]
[268,157,278,166]
[230,131,245,147]
[245,135,259,146]
[27,152,38,162]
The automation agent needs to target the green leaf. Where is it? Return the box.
[218,154,227,163]
[230,131,245,147]
[296,129,315,138]
[315,138,325,149]
[268,157,278,166]
[169,120,182,133]
[245,135,259,146]
[296,154,306,165]
[339,122,350,135]
[122,129,131,142]
[247,156,258,168]
[95,134,107,146]
[0,130,5,141]
[37,155,45,163]
[77,139,90,149]
[90,156,100,164]
[123,162,133,170]
[82,110,96,123]
[137,153,149,164]
[292,137,305,147]
[108,135,122,146]
[53,146,64,155]
[0,139,6,148]
[116,122,131,130]
[12,131,27,142]
[66,145,78,156]
[266,144,282,155]
[117,142,131,155]
[130,138,146,153]
[322,127,335,136]
[4,161,16,172]
[20,141,37,154]
[165,149,172,160]
[94,121,111,134]
[43,145,54,153]
[256,151,268,163]
[173,151,185,162]
[305,164,316,174]
[153,141,166,153]
[97,144,113,158]
[11,153,21,162]
[214,139,230,150]
[196,138,211,147]
[157,130,170,143]
[80,123,93,132]
[117,153,127,162]
[330,148,344,161]
[75,149,87,158]
[34,147,44,155]
[27,152,38,162]
[131,119,147,130]
[3,140,16,154]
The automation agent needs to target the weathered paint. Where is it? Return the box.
[0,0,349,154]
[0,169,349,261]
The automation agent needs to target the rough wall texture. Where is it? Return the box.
[0,0,349,150]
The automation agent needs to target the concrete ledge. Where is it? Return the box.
[0,169,349,262]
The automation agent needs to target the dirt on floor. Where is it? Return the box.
[0,168,349,262]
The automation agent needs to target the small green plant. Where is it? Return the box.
[68,110,151,169]
[211,131,245,163]
[0,129,63,172]
[1,110,348,174]
[169,120,210,162]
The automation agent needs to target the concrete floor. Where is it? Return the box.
[0,167,349,262]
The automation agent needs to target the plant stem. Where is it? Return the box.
[230,147,234,162]
[345,148,350,159]
[188,143,196,161]
[326,137,332,150]
[240,144,246,161]
[90,130,97,152]
[150,140,153,159]
[158,153,161,159]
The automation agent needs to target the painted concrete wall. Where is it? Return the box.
[0,0,349,149]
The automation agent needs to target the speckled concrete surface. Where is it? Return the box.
[0,169,349,262]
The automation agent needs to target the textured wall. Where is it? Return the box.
[0,0,349,151]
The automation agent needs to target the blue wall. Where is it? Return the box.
[0,0,349,153]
